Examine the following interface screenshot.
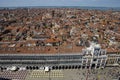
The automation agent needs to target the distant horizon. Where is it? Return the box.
[0,6,120,8]
[0,6,120,11]
[0,0,120,8]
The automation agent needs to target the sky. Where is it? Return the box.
[0,0,120,7]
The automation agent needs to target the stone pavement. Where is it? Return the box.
[0,67,120,80]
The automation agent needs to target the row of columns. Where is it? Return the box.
[52,65,82,70]
[81,58,106,69]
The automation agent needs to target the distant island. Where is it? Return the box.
[0,6,120,11]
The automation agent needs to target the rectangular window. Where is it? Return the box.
[93,58,97,61]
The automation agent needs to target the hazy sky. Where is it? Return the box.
[0,0,120,7]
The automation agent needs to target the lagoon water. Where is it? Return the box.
[0,6,120,11]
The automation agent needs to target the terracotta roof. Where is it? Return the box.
[46,38,60,43]
[106,48,120,53]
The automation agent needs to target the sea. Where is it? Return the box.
[0,6,120,11]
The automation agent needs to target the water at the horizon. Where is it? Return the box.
[0,6,120,11]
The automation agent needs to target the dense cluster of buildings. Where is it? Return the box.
[0,8,120,70]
